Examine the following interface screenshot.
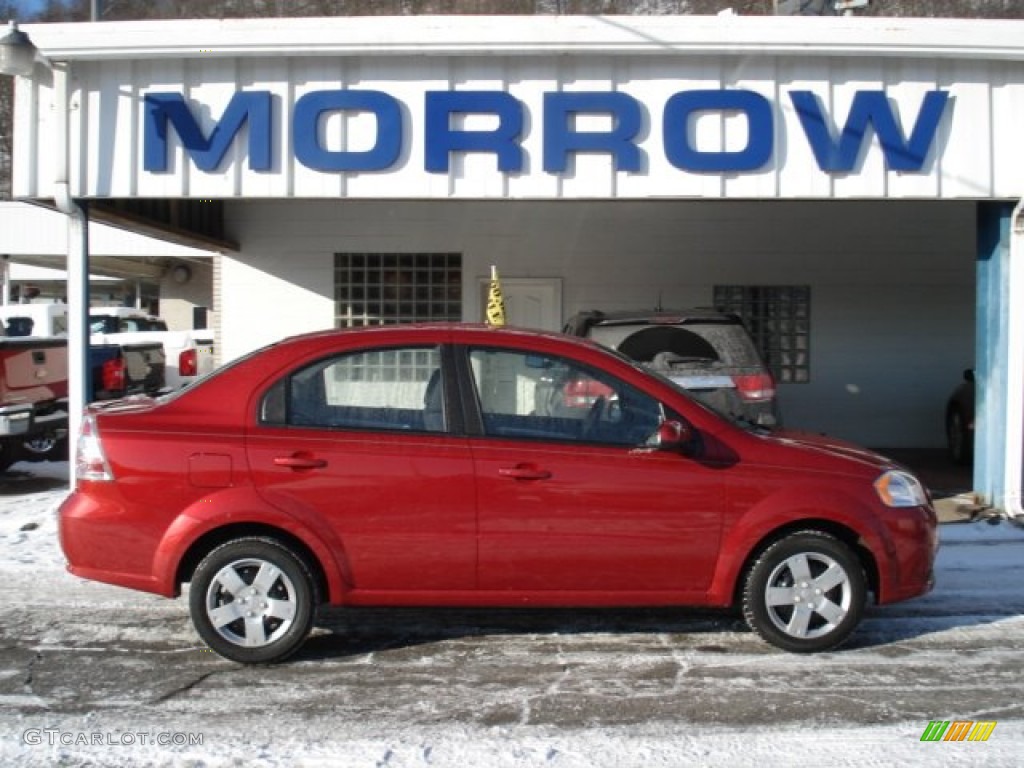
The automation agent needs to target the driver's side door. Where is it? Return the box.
[467,346,723,596]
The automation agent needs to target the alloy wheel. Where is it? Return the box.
[204,558,299,648]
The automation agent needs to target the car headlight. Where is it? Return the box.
[873,470,928,508]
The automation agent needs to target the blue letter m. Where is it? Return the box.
[791,89,949,173]
[144,91,272,173]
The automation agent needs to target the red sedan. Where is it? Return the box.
[60,324,937,663]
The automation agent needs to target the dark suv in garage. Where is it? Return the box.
[564,308,779,427]
[945,368,975,465]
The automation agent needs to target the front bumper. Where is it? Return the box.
[876,503,939,604]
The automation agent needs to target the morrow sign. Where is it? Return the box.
[143,88,951,176]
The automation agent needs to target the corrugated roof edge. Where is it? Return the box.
[19,15,1024,63]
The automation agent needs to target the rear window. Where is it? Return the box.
[616,327,718,363]
[589,321,762,367]
[90,316,169,333]
[2,317,35,337]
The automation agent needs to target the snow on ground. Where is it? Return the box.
[2,461,1024,767]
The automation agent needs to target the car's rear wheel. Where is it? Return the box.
[742,531,866,653]
[189,537,316,664]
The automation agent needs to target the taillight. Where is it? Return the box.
[76,412,114,482]
[101,357,126,393]
[733,373,776,402]
[179,348,197,378]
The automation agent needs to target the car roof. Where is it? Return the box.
[281,322,602,350]
[179,323,620,398]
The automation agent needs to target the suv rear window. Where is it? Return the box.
[589,321,760,368]
[615,327,718,363]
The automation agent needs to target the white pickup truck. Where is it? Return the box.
[88,308,215,389]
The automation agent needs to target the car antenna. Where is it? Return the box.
[655,292,663,312]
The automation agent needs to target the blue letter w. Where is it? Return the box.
[790,90,949,173]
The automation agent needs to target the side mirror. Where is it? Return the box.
[650,420,693,451]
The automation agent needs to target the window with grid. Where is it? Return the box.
[713,285,811,383]
[328,346,441,391]
[334,253,462,327]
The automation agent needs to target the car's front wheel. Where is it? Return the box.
[189,537,316,664]
[742,531,866,653]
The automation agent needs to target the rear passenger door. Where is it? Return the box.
[246,344,478,593]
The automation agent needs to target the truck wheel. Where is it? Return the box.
[742,531,866,653]
[20,434,69,463]
[189,537,316,664]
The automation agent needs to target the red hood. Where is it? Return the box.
[764,429,899,473]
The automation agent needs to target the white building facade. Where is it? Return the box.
[8,15,1024,507]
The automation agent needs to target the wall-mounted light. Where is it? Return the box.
[0,21,43,77]
[171,264,192,284]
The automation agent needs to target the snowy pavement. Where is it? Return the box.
[1,461,1023,767]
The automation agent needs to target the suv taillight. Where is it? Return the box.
[733,373,776,402]
[563,378,615,408]
[101,358,126,393]
[76,412,114,482]
[179,348,198,378]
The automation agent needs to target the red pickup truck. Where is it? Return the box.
[0,335,69,472]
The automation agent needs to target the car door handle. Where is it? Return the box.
[498,465,552,480]
[273,454,327,470]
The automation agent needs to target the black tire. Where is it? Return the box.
[742,531,866,653]
[19,434,69,463]
[946,407,972,466]
[189,537,316,664]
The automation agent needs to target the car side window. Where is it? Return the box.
[260,346,446,433]
[468,348,662,446]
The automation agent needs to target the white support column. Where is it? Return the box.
[1,255,9,306]
[1004,199,1024,519]
[52,61,91,489]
